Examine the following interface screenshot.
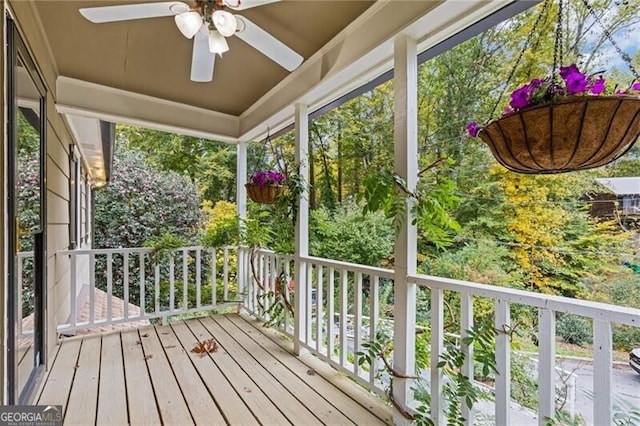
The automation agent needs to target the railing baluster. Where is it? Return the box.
[259,253,267,317]
[538,308,556,425]
[154,263,160,314]
[139,252,145,316]
[354,272,363,378]
[106,253,113,322]
[327,267,335,361]
[285,257,292,333]
[69,252,77,329]
[339,269,348,367]
[211,249,217,307]
[316,265,324,354]
[90,252,95,324]
[460,292,474,426]
[182,249,189,311]
[223,247,229,301]
[237,247,244,295]
[369,275,380,386]
[495,299,511,426]
[123,252,129,320]
[306,262,313,345]
[593,319,612,426]
[169,255,175,312]
[430,287,444,425]
[196,248,202,308]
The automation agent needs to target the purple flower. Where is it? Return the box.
[529,78,543,89]
[559,64,580,80]
[504,107,514,116]
[510,84,532,109]
[564,71,588,94]
[249,170,286,187]
[590,77,606,95]
[466,121,480,138]
[632,82,640,91]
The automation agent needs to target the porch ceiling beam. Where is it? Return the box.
[55,76,240,143]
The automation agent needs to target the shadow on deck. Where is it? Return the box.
[36,313,392,425]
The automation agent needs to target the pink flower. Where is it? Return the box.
[632,82,640,91]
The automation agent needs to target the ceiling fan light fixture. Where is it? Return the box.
[212,10,237,37]
[175,11,202,39]
[208,30,229,56]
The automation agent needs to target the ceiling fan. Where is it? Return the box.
[79,0,304,82]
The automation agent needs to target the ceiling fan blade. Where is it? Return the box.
[191,29,215,82]
[223,0,280,11]
[80,2,190,23]
[234,16,303,72]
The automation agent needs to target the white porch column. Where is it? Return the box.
[294,103,309,355]
[236,142,248,221]
[392,35,418,425]
[236,142,247,294]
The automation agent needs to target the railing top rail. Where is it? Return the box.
[17,251,34,258]
[57,245,236,256]
[412,273,640,326]
[250,247,295,261]
[303,255,395,279]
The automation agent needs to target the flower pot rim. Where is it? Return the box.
[482,94,640,131]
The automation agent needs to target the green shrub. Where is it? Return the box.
[556,314,592,346]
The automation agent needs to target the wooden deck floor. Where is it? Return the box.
[36,313,392,426]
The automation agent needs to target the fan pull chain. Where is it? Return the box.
[580,0,640,81]
[488,0,553,120]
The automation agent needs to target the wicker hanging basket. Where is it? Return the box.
[245,183,285,204]
[478,95,640,174]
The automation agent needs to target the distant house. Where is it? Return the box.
[589,177,640,219]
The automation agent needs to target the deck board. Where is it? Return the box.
[138,327,194,425]
[37,339,79,407]
[96,333,128,425]
[121,329,162,426]
[39,313,392,426]
[155,324,227,425]
[200,316,324,426]
[64,336,101,425]
[210,315,356,425]
[170,321,261,426]
[185,318,292,426]
[222,314,391,425]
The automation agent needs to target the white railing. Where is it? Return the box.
[241,247,296,335]
[242,249,395,395]
[299,255,395,395]
[57,246,241,334]
[412,273,640,426]
[55,244,640,425]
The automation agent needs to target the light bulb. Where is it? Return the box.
[175,11,202,39]
[208,30,229,56]
[211,10,237,37]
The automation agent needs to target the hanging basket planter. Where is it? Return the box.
[245,183,285,204]
[478,95,640,174]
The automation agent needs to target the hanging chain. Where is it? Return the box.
[580,0,640,80]
[552,0,565,81]
[489,0,553,118]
